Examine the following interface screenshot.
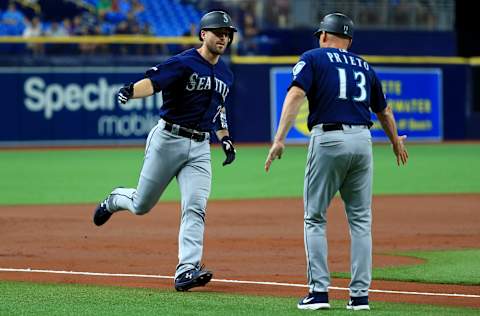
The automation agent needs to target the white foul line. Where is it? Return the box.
[0,267,479,299]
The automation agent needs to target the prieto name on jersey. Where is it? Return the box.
[326,49,370,71]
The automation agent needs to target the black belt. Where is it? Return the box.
[322,123,344,132]
[163,121,207,142]
[322,123,369,132]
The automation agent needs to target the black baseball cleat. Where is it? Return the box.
[297,291,330,310]
[346,296,370,310]
[93,197,112,226]
[174,266,213,291]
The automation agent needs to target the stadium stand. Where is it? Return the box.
[0,0,457,56]
[140,0,202,36]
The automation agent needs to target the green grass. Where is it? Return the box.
[1,143,479,205]
[1,145,479,313]
[0,281,478,315]
[372,143,480,194]
[333,249,480,285]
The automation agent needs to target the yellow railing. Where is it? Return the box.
[231,55,480,65]
[0,35,198,44]
[1,35,480,65]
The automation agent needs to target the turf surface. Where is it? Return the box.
[1,144,479,313]
[334,249,480,285]
[1,143,479,205]
[0,281,478,315]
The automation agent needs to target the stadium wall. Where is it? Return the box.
[0,56,478,146]
[258,30,457,56]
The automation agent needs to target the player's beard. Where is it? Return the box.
[206,40,227,56]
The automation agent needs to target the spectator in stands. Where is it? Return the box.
[277,0,289,28]
[114,15,135,55]
[1,2,25,35]
[22,16,42,38]
[79,10,99,33]
[415,0,436,30]
[132,0,147,27]
[61,18,77,54]
[2,3,25,25]
[357,0,382,27]
[45,21,67,37]
[240,10,258,55]
[390,0,413,28]
[115,20,131,35]
[22,16,43,55]
[92,23,110,54]
[265,0,289,28]
[62,18,73,35]
[72,13,98,55]
[45,21,68,54]
[72,15,85,36]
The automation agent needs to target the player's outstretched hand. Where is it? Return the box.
[393,135,408,166]
[118,83,134,104]
[221,136,236,166]
[265,140,285,172]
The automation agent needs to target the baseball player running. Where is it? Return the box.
[93,10,237,292]
[265,13,408,310]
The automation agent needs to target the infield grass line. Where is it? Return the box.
[1,267,479,299]
[2,144,480,205]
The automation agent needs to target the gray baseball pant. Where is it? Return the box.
[304,125,372,297]
[107,119,211,278]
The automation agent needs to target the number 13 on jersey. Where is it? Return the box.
[336,67,367,102]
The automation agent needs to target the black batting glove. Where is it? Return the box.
[221,136,236,166]
[118,82,134,104]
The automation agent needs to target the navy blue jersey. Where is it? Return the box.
[146,48,233,132]
[291,47,387,130]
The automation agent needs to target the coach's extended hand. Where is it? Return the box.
[221,136,236,166]
[118,83,134,104]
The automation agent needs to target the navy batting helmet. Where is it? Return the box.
[198,11,237,45]
[314,13,354,39]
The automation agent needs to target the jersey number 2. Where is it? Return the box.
[336,68,367,102]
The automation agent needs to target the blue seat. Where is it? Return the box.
[105,11,127,24]
[83,0,98,6]
[140,0,202,36]
[0,24,8,36]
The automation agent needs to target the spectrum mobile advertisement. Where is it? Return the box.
[0,67,162,143]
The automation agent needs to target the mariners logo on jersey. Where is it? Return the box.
[292,61,306,80]
[146,48,234,131]
[185,72,230,102]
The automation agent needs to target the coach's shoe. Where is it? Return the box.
[174,266,213,291]
[297,292,330,310]
[346,296,370,311]
[93,196,113,226]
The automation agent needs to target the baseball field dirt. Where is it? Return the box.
[0,194,479,308]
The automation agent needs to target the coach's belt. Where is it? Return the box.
[321,123,369,132]
[163,121,209,142]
